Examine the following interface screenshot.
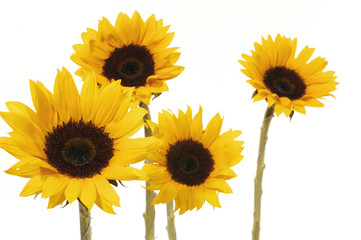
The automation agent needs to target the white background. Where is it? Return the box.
[0,0,360,239]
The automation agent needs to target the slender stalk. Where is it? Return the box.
[252,105,274,240]
[166,200,177,240]
[141,103,156,240]
[79,201,92,240]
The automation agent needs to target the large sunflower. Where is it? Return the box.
[0,68,159,213]
[71,11,184,105]
[143,107,244,214]
[239,34,338,116]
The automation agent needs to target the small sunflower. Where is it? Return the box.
[239,34,338,116]
[143,107,244,214]
[71,11,184,105]
[0,68,159,214]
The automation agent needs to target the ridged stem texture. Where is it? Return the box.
[79,201,92,240]
[252,105,274,240]
[166,200,177,240]
[142,104,156,240]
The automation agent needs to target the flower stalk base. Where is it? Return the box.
[252,105,274,240]
[79,201,92,240]
[166,200,177,240]
[142,104,156,240]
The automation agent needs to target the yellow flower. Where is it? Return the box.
[71,11,184,105]
[143,107,244,214]
[0,68,159,214]
[239,34,338,116]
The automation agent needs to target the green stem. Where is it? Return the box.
[79,201,92,240]
[141,103,156,240]
[166,200,177,240]
[252,105,274,240]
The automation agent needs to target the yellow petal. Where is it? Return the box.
[176,108,190,140]
[205,178,233,194]
[201,113,223,148]
[142,163,167,179]
[135,87,152,105]
[9,131,45,159]
[158,110,178,144]
[101,165,148,180]
[0,111,45,148]
[295,45,315,66]
[293,102,306,114]
[95,195,116,214]
[42,176,68,198]
[204,189,221,208]
[6,161,54,178]
[302,96,325,107]
[79,178,97,211]
[152,182,178,204]
[112,88,133,121]
[191,186,204,210]
[211,168,238,180]
[54,68,81,122]
[210,129,242,154]
[130,11,143,44]
[94,175,120,207]
[6,101,39,126]
[274,101,283,116]
[93,81,123,127]
[139,14,156,45]
[299,57,327,78]
[80,71,99,122]
[146,79,169,93]
[148,152,166,165]
[47,191,66,209]
[177,187,192,214]
[98,17,122,48]
[20,175,46,197]
[0,137,35,160]
[115,13,132,45]
[64,178,84,204]
[106,107,147,139]
[29,80,54,133]
[112,137,160,165]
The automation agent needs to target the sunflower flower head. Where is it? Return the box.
[71,11,184,105]
[0,68,160,214]
[239,34,338,117]
[143,107,244,214]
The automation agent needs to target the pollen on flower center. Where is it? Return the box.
[263,66,306,100]
[166,139,214,186]
[102,44,155,87]
[44,119,114,178]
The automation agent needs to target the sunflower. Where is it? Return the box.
[239,34,338,117]
[0,68,159,214]
[71,11,184,105]
[142,107,244,214]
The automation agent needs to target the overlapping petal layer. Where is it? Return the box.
[71,11,184,105]
[239,34,338,116]
[0,68,159,213]
[143,107,244,214]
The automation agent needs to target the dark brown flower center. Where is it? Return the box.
[102,44,155,87]
[263,66,306,100]
[44,119,114,178]
[62,138,95,166]
[166,139,214,186]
